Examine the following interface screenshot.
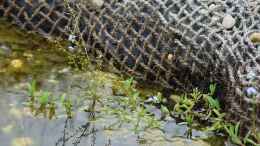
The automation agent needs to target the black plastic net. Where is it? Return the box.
[1,0,260,133]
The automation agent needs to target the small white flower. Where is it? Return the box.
[145,96,159,103]
[68,34,76,42]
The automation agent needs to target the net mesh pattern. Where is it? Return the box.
[1,0,260,133]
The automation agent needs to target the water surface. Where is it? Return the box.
[0,20,226,146]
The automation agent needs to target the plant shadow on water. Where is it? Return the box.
[0,20,228,146]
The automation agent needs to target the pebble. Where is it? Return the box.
[93,0,104,8]
[167,53,174,61]
[249,32,260,44]
[222,14,236,29]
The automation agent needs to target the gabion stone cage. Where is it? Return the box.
[1,0,260,133]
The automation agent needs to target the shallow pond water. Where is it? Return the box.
[0,20,227,146]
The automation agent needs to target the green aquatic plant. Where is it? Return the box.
[205,95,220,110]
[101,77,162,133]
[224,122,243,145]
[60,94,73,118]
[38,91,50,105]
[26,80,74,119]
[185,114,194,127]
[48,101,56,119]
[190,88,202,102]
[27,80,36,97]
[243,131,260,146]
[209,84,216,96]
[170,84,234,140]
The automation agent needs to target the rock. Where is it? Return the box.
[86,0,104,9]
[92,0,104,8]
[222,14,236,29]
[249,32,260,44]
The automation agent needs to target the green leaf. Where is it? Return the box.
[60,93,66,103]
[209,84,216,95]
[28,80,36,97]
[233,122,240,137]
[207,96,220,110]
[39,91,50,104]
[124,77,134,89]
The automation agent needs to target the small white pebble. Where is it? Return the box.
[92,0,104,8]
[222,14,236,29]
[167,54,174,61]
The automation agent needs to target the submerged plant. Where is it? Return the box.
[60,94,73,118]
[26,80,74,119]
[173,94,194,114]
[169,83,255,143]
[185,114,194,127]
[27,80,36,97]
[38,91,50,105]
[101,77,162,133]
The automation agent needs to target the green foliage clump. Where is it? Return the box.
[170,83,260,146]
[101,77,162,133]
[27,80,73,119]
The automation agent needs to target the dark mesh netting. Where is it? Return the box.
[1,0,260,133]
